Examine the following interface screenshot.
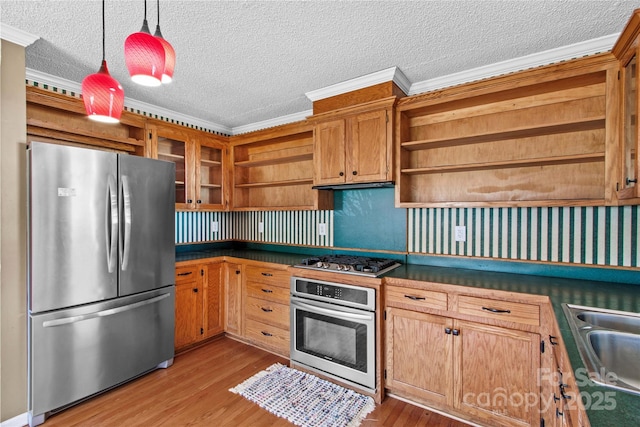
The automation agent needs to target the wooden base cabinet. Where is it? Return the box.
[174,262,224,352]
[386,307,541,427]
[241,264,291,357]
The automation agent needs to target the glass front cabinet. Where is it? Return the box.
[150,123,227,210]
[614,9,640,202]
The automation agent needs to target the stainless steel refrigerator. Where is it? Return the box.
[27,141,176,427]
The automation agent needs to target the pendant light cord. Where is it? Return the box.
[101,0,105,62]
[157,0,160,26]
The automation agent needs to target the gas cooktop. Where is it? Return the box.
[294,255,401,277]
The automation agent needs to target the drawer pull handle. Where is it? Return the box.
[261,272,273,277]
[261,307,273,312]
[549,335,559,345]
[405,295,426,301]
[177,272,192,276]
[482,306,511,314]
[261,288,273,293]
[261,331,273,337]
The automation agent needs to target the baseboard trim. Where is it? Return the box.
[1,412,27,427]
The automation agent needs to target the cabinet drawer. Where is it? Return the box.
[246,296,289,329]
[386,286,447,312]
[245,265,290,288]
[244,318,289,356]
[175,265,199,285]
[246,281,290,304]
[457,295,540,326]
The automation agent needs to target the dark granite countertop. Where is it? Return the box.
[175,247,640,426]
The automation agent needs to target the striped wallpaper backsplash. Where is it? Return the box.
[176,206,639,268]
[408,206,639,268]
[175,210,333,247]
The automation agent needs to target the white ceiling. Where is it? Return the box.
[1,1,638,135]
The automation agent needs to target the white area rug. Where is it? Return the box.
[230,363,375,427]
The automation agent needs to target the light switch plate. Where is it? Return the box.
[258,222,264,233]
[455,226,466,242]
[211,221,219,232]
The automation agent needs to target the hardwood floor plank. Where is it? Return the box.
[38,337,468,427]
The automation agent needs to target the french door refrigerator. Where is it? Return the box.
[27,141,176,427]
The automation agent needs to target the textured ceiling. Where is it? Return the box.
[1,0,638,133]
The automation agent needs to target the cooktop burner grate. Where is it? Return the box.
[295,255,401,277]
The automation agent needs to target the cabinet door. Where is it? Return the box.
[155,127,196,210]
[195,141,225,209]
[385,307,454,408]
[174,282,201,350]
[454,320,540,427]
[314,118,347,185]
[620,53,639,200]
[348,109,390,183]
[203,263,224,338]
[224,262,243,336]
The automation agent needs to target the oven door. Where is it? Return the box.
[290,295,375,390]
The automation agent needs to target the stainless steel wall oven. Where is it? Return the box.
[290,276,376,391]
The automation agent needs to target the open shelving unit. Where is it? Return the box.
[395,61,618,207]
[231,121,332,211]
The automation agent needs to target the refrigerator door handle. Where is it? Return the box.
[106,175,118,273]
[42,293,170,328]
[120,175,132,271]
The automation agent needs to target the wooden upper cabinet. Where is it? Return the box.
[395,54,620,207]
[312,98,395,187]
[231,121,333,211]
[150,121,228,211]
[613,9,640,203]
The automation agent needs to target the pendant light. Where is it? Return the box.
[153,0,175,84]
[124,0,165,87]
[81,0,124,123]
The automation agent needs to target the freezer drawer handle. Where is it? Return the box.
[42,294,170,328]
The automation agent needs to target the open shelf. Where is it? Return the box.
[234,178,313,189]
[395,64,613,207]
[401,117,605,151]
[234,153,313,168]
[402,153,605,175]
[231,121,332,210]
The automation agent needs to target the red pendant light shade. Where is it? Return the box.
[154,0,175,84]
[82,0,124,123]
[154,30,175,84]
[82,60,124,123]
[125,1,165,87]
[125,25,165,87]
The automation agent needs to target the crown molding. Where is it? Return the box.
[231,109,314,135]
[0,23,39,46]
[26,68,232,135]
[305,66,411,102]
[409,33,619,95]
[24,33,620,137]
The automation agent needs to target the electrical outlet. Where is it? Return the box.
[211,221,219,232]
[455,226,466,242]
[318,223,327,236]
[258,222,264,233]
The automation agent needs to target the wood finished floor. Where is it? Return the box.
[40,337,469,427]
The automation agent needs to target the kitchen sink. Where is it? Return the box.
[563,304,640,396]
[577,311,640,335]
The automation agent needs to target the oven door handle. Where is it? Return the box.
[292,299,374,321]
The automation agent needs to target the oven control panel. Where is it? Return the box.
[291,277,375,311]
